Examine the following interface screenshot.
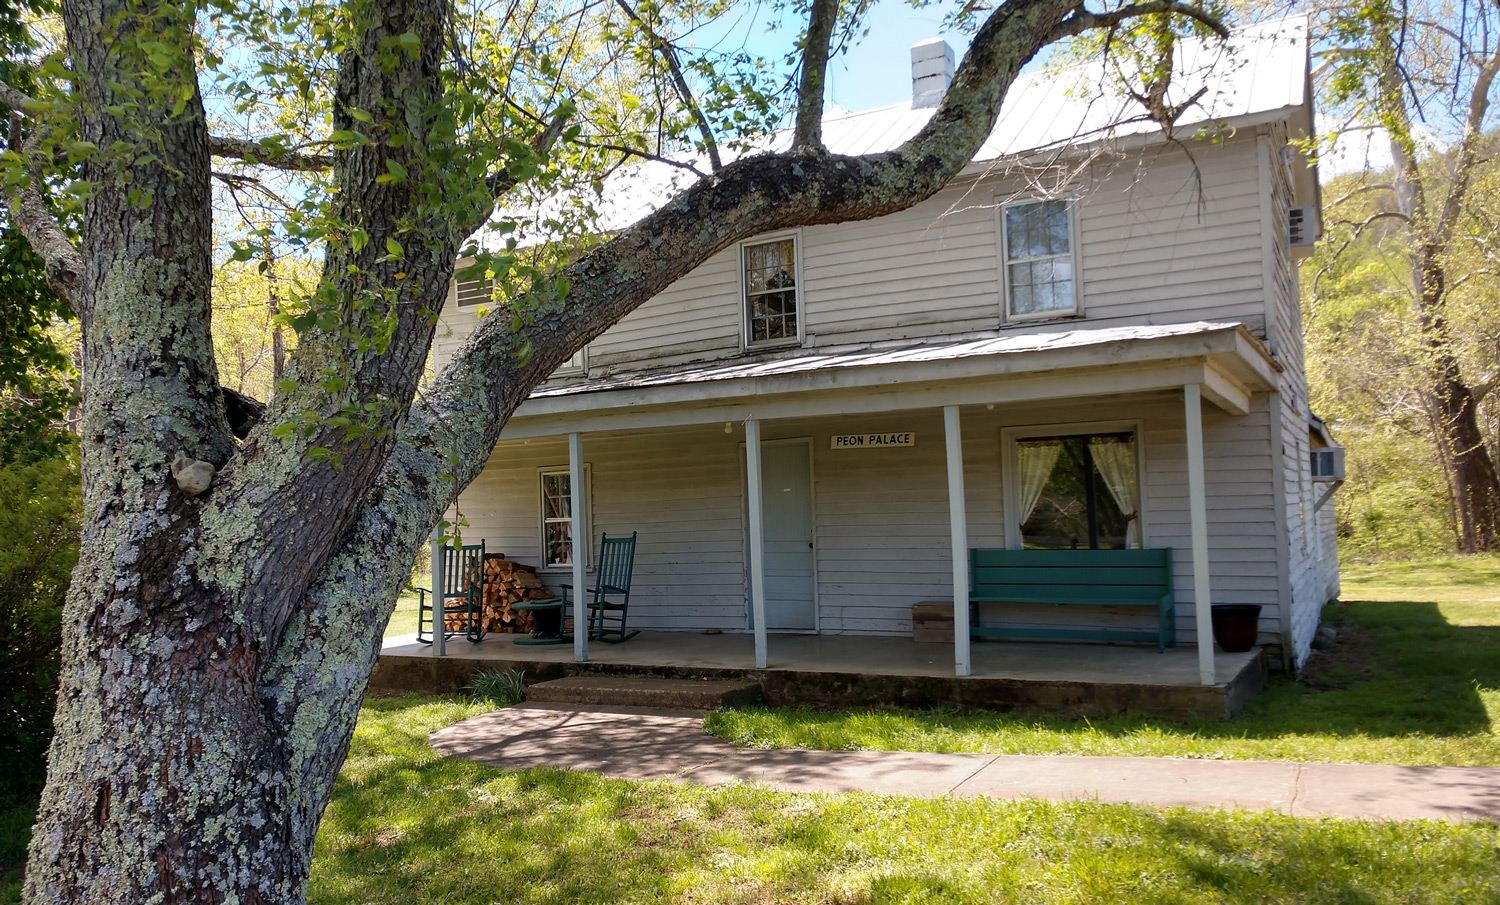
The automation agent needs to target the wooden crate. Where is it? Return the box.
[912,602,954,644]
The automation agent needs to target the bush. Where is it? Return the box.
[466,668,526,707]
[0,449,80,805]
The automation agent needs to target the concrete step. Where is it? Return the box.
[525,675,762,710]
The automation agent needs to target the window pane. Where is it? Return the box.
[745,239,798,344]
[1009,256,1074,315]
[542,473,571,519]
[1019,434,1134,550]
[1006,200,1071,260]
[545,520,573,567]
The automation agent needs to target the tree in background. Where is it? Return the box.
[0,0,80,824]
[1,0,1227,900]
[1306,0,1500,552]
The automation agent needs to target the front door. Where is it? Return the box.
[752,440,816,631]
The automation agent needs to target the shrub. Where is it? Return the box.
[0,449,80,804]
[466,668,526,707]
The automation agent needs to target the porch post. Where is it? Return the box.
[570,431,588,663]
[430,523,445,658]
[745,417,769,669]
[1184,384,1215,686]
[943,405,972,677]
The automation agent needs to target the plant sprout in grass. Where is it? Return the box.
[466,668,526,707]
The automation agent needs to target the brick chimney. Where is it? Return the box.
[911,38,954,109]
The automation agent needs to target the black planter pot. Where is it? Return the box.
[1210,604,1262,652]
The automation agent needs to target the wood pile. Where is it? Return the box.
[479,554,554,633]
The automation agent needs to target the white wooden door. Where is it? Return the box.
[751,440,816,631]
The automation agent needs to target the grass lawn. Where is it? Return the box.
[386,585,425,638]
[385,569,432,638]
[705,556,1500,766]
[308,696,1500,905]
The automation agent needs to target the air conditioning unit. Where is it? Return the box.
[1288,205,1317,248]
[1310,447,1345,482]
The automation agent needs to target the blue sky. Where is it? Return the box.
[684,0,971,112]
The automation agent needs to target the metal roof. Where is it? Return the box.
[586,18,1309,231]
[530,321,1275,401]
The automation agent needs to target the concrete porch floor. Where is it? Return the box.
[373,631,1266,720]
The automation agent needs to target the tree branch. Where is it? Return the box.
[1432,39,1500,244]
[584,141,709,177]
[1331,182,1396,207]
[1048,2,1229,42]
[483,106,572,198]
[793,0,839,151]
[207,135,335,172]
[613,0,722,171]
[0,77,37,111]
[4,113,83,311]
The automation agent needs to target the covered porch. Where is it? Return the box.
[422,320,1282,696]
[375,631,1267,720]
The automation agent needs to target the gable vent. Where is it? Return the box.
[456,275,494,308]
[1288,205,1317,248]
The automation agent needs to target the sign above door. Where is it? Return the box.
[831,432,915,449]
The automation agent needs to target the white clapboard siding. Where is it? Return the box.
[426,132,1285,379]
[455,426,751,632]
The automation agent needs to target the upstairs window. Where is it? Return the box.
[1002,199,1078,320]
[743,236,800,346]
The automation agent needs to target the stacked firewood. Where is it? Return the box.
[479,554,553,633]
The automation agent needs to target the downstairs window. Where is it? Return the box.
[1015,431,1139,549]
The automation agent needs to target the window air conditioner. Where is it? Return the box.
[1310,447,1345,482]
[1288,205,1317,248]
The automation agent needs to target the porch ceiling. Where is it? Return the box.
[503,321,1280,439]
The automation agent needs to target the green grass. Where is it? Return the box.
[0,802,35,904]
[385,571,431,638]
[307,696,1500,904]
[705,556,1500,766]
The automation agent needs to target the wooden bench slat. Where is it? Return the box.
[971,565,1174,586]
[970,548,1172,568]
[967,548,1176,651]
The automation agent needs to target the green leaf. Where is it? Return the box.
[385,236,404,257]
[385,159,408,181]
[348,108,373,122]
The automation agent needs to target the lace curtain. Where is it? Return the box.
[1015,441,1061,533]
[1088,436,1140,548]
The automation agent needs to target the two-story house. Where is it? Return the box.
[424,18,1337,687]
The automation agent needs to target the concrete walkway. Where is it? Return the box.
[429,703,1500,823]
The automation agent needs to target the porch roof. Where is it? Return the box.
[503,321,1280,439]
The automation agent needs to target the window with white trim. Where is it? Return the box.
[1001,199,1078,319]
[1009,428,1140,550]
[539,467,589,568]
[743,236,799,346]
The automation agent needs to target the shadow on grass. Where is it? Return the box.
[705,598,1500,764]
[315,705,1500,905]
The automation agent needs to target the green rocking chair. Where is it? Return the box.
[416,540,486,644]
[561,531,639,643]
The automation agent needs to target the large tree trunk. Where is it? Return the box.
[16,0,1140,900]
[1373,11,1500,553]
[1417,278,1500,552]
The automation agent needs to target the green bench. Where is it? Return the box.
[968,548,1176,651]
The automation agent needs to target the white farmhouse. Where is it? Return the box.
[419,18,1339,692]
